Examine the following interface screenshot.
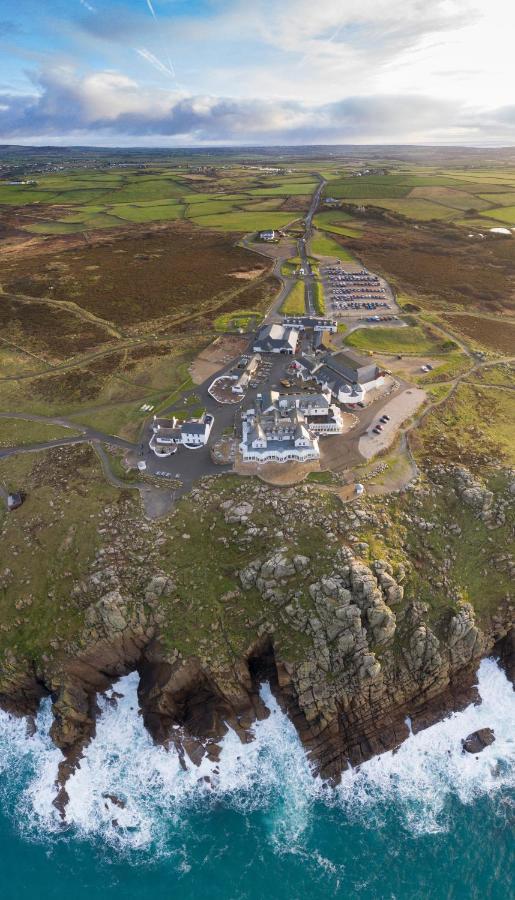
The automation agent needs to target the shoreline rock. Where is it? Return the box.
[461,727,496,754]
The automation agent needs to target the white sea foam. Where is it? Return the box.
[0,659,513,854]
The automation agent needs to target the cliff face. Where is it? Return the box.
[0,460,513,793]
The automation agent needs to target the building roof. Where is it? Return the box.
[180,421,208,436]
[282,316,336,329]
[327,350,378,385]
[298,355,319,374]
[248,421,266,443]
[254,323,298,352]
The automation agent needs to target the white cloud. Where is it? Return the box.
[4,0,515,144]
[2,64,515,145]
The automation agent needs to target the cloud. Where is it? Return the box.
[1,64,513,145]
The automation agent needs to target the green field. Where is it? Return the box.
[110,201,184,223]
[321,169,515,228]
[246,181,316,197]
[482,206,515,225]
[1,167,316,236]
[310,230,356,261]
[345,325,441,354]
[314,210,363,237]
[280,281,306,315]
[346,197,456,221]
[188,211,297,232]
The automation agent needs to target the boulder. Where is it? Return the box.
[461,727,495,754]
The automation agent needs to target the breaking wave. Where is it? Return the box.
[0,659,513,858]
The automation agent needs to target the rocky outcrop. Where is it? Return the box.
[0,464,513,801]
[462,728,495,754]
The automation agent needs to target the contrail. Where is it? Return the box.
[135,47,174,78]
[143,0,176,79]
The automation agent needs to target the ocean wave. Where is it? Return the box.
[0,658,513,856]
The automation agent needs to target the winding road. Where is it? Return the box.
[1,173,513,513]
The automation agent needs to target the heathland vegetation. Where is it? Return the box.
[1,148,514,449]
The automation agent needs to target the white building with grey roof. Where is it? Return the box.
[252,323,299,355]
[298,349,385,405]
[258,388,345,433]
[240,407,319,463]
[149,413,213,456]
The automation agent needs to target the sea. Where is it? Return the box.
[0,658,513,900]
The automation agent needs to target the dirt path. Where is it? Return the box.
[1,288,124,340]
[92,443,175,519]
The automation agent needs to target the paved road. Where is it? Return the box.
[137,352,298,498]
[0,412,138,460]
[298,176,326,314]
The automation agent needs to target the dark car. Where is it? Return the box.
[372,427,381,435]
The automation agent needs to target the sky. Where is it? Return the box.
[0,0,514,146]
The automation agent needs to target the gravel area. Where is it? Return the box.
[358,388,427,460]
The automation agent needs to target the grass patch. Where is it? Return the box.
[189,211,297,232]
[313,281,325,315]
[280,281,305,315]
[0,418,81,447]
[310,230,356,261]
[345,325,441,354]
[214,310,264,333]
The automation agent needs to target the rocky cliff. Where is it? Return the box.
[0,450,513,800]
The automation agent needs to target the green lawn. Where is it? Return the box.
[280,281,306,315]
[345,325,440,354]
[214,309,264,332]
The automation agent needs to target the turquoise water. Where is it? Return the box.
[1,660,513,900]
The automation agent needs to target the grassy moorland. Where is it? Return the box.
[0,227,274,329]
[1,150,515,461]
[343,218,515,319]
